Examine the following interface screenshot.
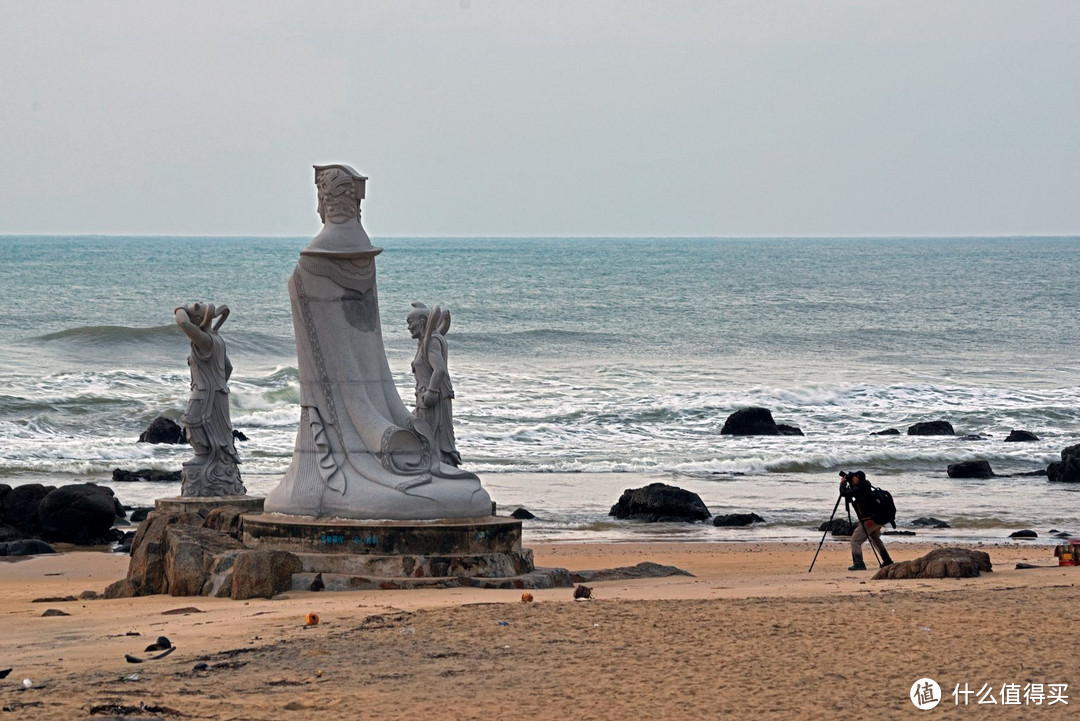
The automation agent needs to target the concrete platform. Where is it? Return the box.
[155,495,265,515]
[292,568,573,591]
[242,513,522,555]
[293,550,535,577]
[240,513,572,590]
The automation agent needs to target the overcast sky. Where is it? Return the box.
[2,1,1078,237]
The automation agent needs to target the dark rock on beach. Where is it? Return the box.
[946,460,995,479]
[232,429,249,442]
[570,561,694,583]
[721,407,801,436]
[129,507,154,523]
[112,468,182,483]
[0,539,56,556]
[873,548,991,580]
[38,483,120,543]
[2,483,53,536]
[1009,529,1038,539]
[1005,429,1039,442]
[818,519,856,536]
[1047,443,1080,483]
[137,416,187,445]
[510,507,536,520]
[609,483,711,522]
[115,530,136,554]
[912,517,951,528]
[908,420,955,436]
[712,513,765,527]
[41,608,71,617]
[871,428,901,436]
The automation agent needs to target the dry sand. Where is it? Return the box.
[1,540,1076,719]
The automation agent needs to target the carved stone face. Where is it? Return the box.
[317,168,357,225]
[407,312,427,339]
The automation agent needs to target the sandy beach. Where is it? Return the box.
[1,540,1076,720]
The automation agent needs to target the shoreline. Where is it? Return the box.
[1,541,1077,718]
[5,469,1072,549]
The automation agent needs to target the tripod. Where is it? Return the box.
[808,492,884,572]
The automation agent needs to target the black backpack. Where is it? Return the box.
[868,486,897,528]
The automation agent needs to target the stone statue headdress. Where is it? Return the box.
[302,164,382,259]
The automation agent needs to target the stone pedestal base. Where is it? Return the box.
[155,495,265,516]
[241,513,571,590]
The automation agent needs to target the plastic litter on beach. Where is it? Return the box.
[521,592,534,603]
[498,621,509,627]
[0,669,11,679]
[304,612,320,627]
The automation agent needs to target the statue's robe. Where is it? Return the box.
[264,255,489,520]
[181,331,245,496]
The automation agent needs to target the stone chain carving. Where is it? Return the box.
[292,270,346,493]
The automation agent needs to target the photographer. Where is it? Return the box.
[839,471,894,571]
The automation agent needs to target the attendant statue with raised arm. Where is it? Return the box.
[174,302,245,497]
[408,302,462,468]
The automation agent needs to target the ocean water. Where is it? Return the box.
[1,235,1079,544]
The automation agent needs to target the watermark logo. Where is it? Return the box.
[910,678,1069,707]
[911,678,942,710]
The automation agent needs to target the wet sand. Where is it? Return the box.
[0,540,1076,719]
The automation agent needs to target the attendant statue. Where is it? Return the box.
[174,302,245,497]
[263,164,490,520]
[408,302,461,467]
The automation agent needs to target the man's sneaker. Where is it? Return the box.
[880,559,894,567]
[848,561,867,571]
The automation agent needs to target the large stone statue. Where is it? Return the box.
[408,302,461,467]
[264,164,491,520]
[174,302,245,497]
